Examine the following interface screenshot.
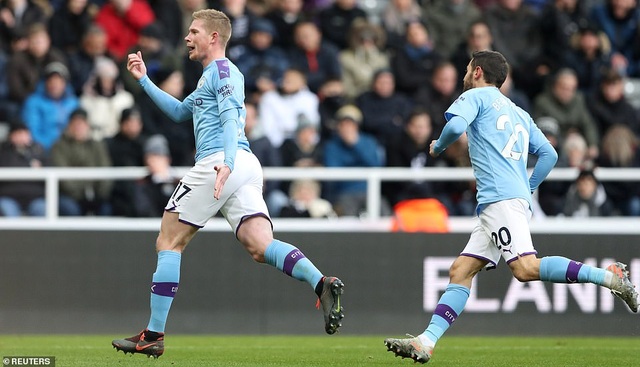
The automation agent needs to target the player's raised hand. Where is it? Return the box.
[213,165,231,200]
[127,51,147,81]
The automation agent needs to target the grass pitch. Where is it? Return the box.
[0,335,638,367]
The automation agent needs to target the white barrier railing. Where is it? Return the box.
[1,166,640,221]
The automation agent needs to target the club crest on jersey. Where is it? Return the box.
[197,77,205,89]
[216,59,230,80]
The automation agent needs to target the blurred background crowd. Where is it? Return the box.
[1,0,640,219]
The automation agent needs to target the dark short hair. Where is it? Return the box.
[470,50,508,88]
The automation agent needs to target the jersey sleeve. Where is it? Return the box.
[211,59,244,114]
[444,90,480,125]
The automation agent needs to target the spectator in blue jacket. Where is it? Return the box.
[21,62,79,151]
[323,104,388,216]
[235,18,289,98]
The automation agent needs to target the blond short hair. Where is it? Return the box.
[192,9,232,47]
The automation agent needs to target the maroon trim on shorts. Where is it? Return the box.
[506,251,538,264]
[460,253,497,270]
[178,218,204,229]
[235,213,272,239]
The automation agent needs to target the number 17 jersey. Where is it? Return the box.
[444,86,550,209]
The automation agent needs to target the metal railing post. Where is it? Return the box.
[45,171,59,221]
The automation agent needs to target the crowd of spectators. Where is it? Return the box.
[1,0,640,219]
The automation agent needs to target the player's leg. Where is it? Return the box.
[510,254,639,312]
[384,256,485,364]
[112,212,198,358]
[235,215,345,334]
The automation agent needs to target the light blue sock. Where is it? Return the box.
[264,240,324,289]
[539,256,606,285]
[421,284,470,345]
[147,250,181,333]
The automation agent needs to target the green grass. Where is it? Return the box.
[0,335,638,367]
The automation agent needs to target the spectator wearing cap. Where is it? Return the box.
[108,107,147,216]
[356,68,413,149]
[51,108,113,216]
[21,62,79,151]
[138,67,195,166]
[94,0,155,61]
[129,134,182,217]
[587,68,640,138]
[235,17,289,98]
[259,68,320,148]
[323,104,387,217]
[107,107,146,167]
[0,121,48,217]
[80,56,135,140]
[7,23,68,106]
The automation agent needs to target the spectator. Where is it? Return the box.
[48,0,94,54]
[500,67,531,113]
[424,0,482,59]
[562,23,612,94]
[538,0,592,73]
[381,0,422,51]
[22,62,79,151]
[264,0,305,50]
[383,109,436,207]
[279,116,324,202]
[94,0,155,62]
[356,68,413,149]
[0,121,47,217]
[147,0,183,50]
[587,68,640,138]
[122,22,179,97]
[538,131,590,215]
[414,62,460,137]
[0,0,49,52]
[597,124,640,216]
[450,20,494,92]
[484,0,547,98]
[259,68,320,148]
[279,179,337,218]
[139,67,195,166]
[317,0,367,50]
[108,107,147,217]
[339,19,389,101]
[132,134,182,217]
[51,107,113,216]
[220,0,258,61]
[317,78,347,140]
[323,104,387,217]
[235,17,289,97]
[7,23,67,106]
[590,0,640,77]
[563,168,613,217]
[178,0,207,43]
[106,106,146,167]
[288,21,341,93]
[391,20,443,98]
[533,68,600,158]
[67,24,110,96]
[80,56,135,140]
[432,132,476,216]
[243,101,287,217]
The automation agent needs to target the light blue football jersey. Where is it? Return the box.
[184,58,251,162]
[444,86,550,209]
